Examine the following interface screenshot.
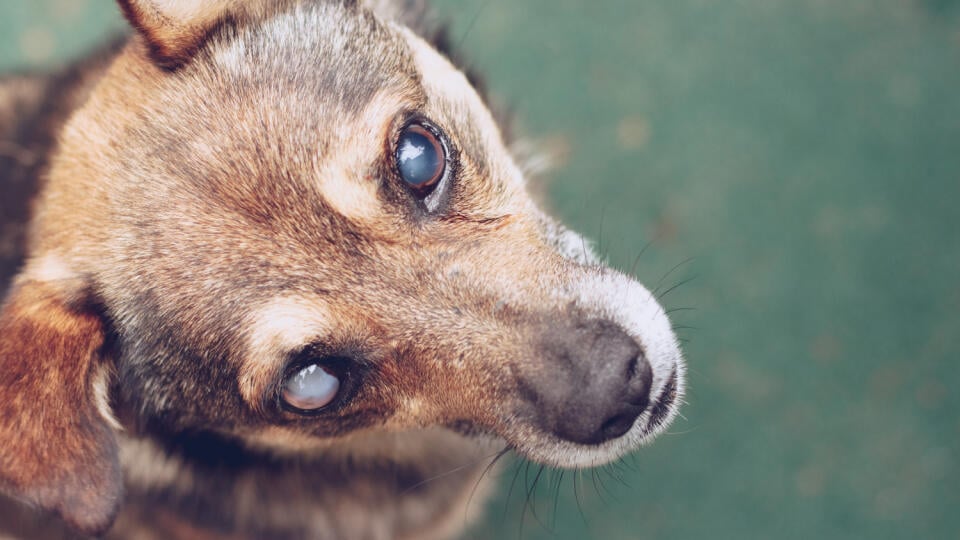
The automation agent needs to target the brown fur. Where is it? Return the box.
[0,280,120,534]
[0,1,684,538]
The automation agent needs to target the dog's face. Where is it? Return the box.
[0,0,684,534]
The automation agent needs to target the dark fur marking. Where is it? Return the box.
[119,428,463,538]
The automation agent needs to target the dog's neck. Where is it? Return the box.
[109,427,498,539]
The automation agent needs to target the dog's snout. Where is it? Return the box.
[525,320,653,446]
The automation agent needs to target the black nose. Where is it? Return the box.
[524,319,653,445]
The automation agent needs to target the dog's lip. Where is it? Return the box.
[644,367,679,433]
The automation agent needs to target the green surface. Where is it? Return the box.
[2,1,958,538]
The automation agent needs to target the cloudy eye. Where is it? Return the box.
[281,363,340,412]
[395,123,446,195]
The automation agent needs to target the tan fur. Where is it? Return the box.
[312,89,415,221]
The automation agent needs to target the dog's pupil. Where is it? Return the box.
[283,364,340,411]
[396,124,443,188]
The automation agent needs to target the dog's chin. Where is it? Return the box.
[237,424,500,463]
[510,365,685,469]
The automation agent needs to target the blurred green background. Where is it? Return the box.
[2,0,957,538]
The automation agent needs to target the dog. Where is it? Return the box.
[0,0,685,538]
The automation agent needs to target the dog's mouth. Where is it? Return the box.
[644,367,679,434]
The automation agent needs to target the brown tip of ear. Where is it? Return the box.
[0,282,123,535]
[116,0,233,69]
[21,436,123,536]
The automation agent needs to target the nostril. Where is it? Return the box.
[627,392,651,409]
[599,408,642,440]
[626,353,639,380]
[625,354,653,409]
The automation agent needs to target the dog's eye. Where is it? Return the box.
[396,123,445,194]
[281,363,340,412]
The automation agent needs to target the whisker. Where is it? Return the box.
[516,461,533,539]
[573,468,588,525]
[657,275,699,301]
[663,427,699,436]
[464,446,511,521]
[594,467,615,500]
[617,456,638,473]
[628,238,654,277]
[672,324,699,331]
[503,458,525,519]
[401,448,504,495]
[522,464,549,534]
[597,203,607,259]
[455,0,492,50]
[652,256,696,294]
[606,463,631,489]
[551,469,565,530]
[589,469,608,505]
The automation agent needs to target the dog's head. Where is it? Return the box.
[0,0,684,534]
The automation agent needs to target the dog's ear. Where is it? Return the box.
[0,280,122,536]
[116,0,250,68]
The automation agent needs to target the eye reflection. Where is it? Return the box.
[282,363,340,412]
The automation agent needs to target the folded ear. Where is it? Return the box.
[117,0,245,68]
[0,280,122,536]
